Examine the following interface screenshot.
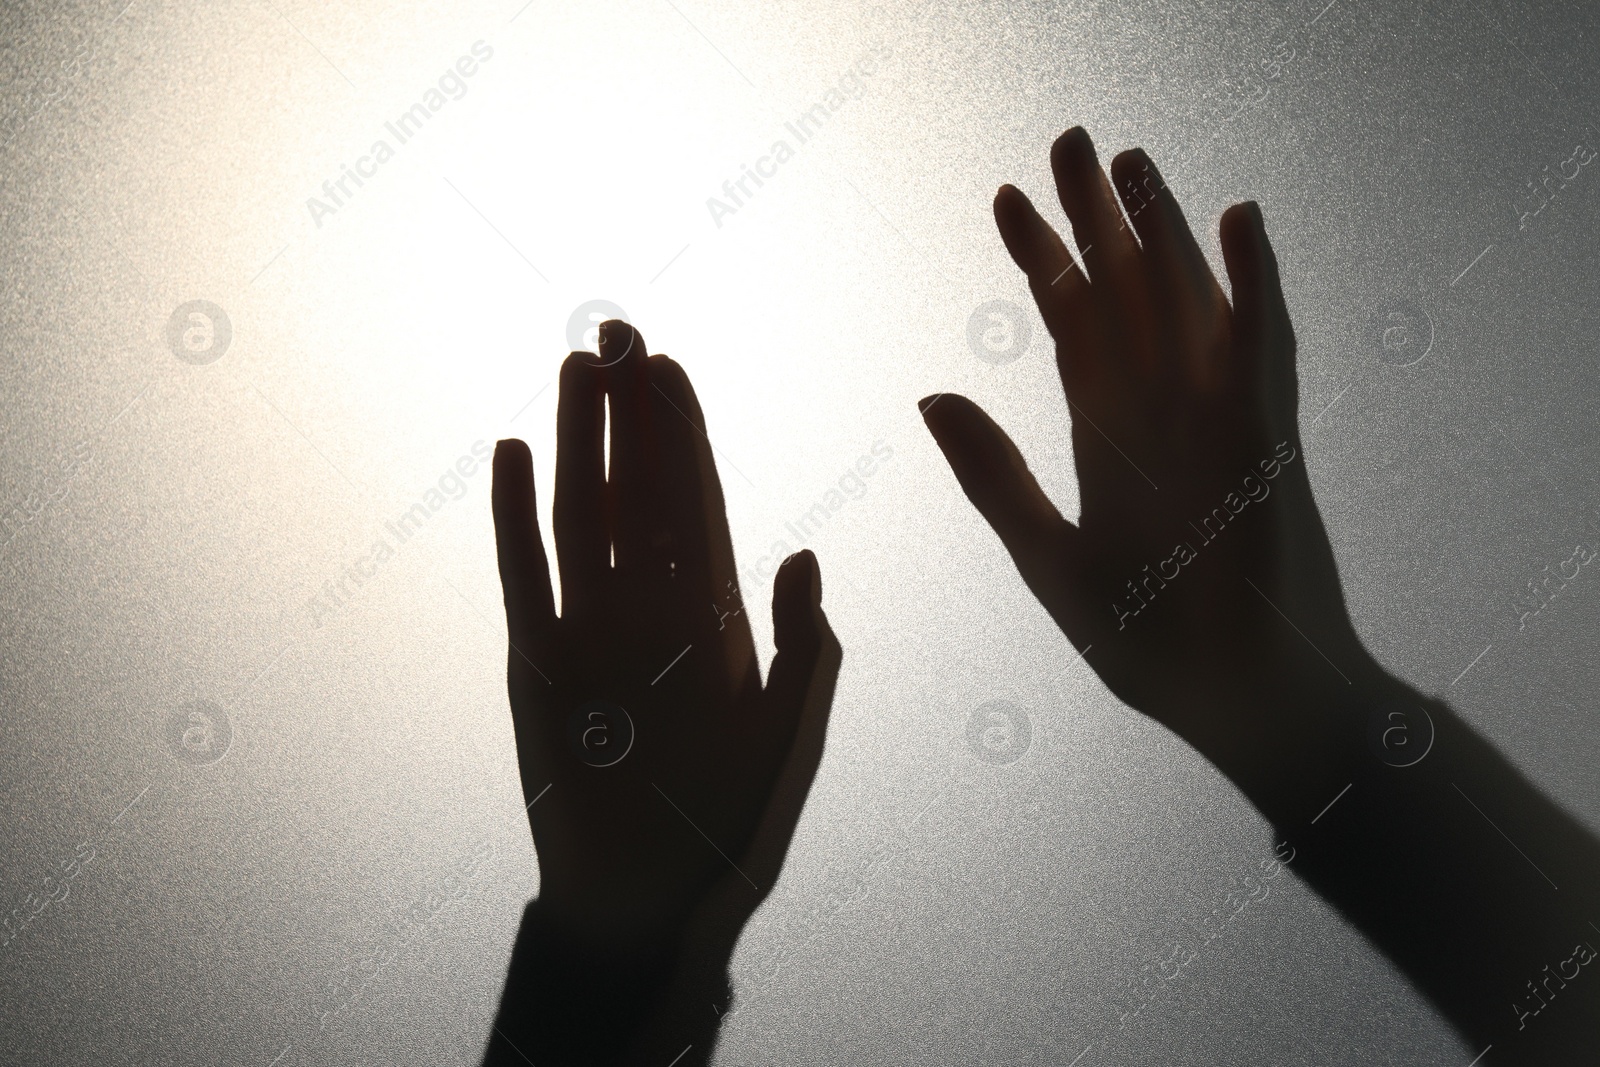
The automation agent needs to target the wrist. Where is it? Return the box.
[524,892,690,980]
[1186,649,1415,828]
[485,898,691,1067]
[501,894,735,1067]
[1227,664,1600,1057]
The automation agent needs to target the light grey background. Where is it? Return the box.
[2,0,1597,1063]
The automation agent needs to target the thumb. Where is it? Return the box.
[919,393,1077,597]
[749,550,841,884]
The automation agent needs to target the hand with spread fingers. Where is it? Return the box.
[484,321,840,1067]
[921,128,1600,1065]
[921,127,1367,817]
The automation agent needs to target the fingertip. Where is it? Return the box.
[919,391,979,432]
[993,185,1014,223]
[493,439,533,491]
[778,547,820,597]
[1221,201,1281,282]
[1219,204,1252,264]
[789,547,819,584]
[599,319,644,369]
[918,393,959,441]
[494,437,531,461]
[1221,199,1292,357]
[1051,125,1095,170]
[777,546,817,577]
[1108,143,1154,183]
[1248,201,1271,248]
[919,390,974,413]
[491,438,537,545]
[1220,200,1262,240]
[992,181,1047,229]
[772,549,824,645]
[646,351,687,389]
[649,352,708,433]
[1054,124,1090,150]
[561,349,602,379]
[797,548,823,607]
[991,184,1053,269]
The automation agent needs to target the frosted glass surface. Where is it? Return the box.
[2,0,1597,1063]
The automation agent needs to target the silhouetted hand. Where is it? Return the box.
[922,127,1364,818]
[922,128,1600,1064]
[484,322,840,1066]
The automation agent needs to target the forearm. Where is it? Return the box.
[1238,662,1600,1062]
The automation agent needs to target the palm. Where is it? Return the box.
[492,322,839,945]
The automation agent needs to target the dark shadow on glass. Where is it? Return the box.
[481,321,840,1066]
[482,130,1599,1066]
[919,126,1600,1066]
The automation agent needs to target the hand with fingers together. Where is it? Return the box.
[483,321,841,1067]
